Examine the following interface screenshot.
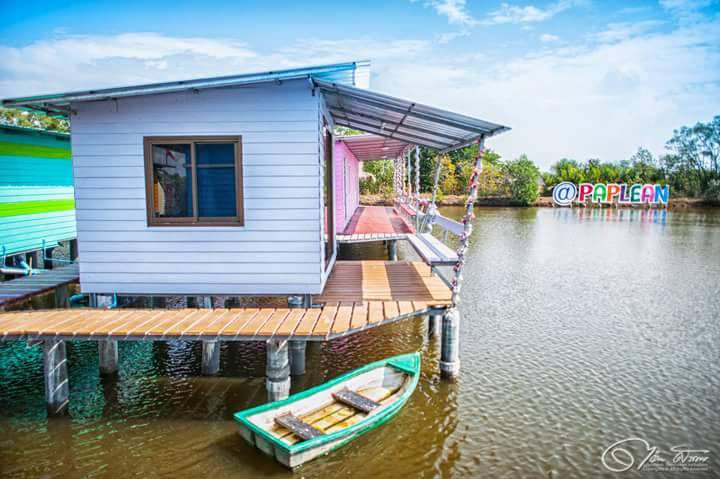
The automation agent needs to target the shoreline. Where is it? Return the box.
[360,194,718,210]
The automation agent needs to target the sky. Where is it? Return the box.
[1,0,719,170]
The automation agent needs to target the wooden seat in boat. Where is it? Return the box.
[332,388,381,413]
[274,413,325,440]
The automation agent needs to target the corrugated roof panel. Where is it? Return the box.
[315,79,509,153]
[339,134,409,162]
[2,61,370,114]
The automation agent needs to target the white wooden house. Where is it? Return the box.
[2,61,508,299]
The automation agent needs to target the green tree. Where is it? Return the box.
[503,154,541,205]
[664,115,720,198]
[0,107,69,133]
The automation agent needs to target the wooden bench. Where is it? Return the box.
[406,233,458,266]
[332,388,381,413]
[275,413,325,440]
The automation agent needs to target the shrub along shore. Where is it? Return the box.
[360,194,717,209]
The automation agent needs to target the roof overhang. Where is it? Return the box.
[2,61,371,116]
[315,79,509,153]
[339,134,409,162]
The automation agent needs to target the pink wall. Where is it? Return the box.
[334,140,360,232]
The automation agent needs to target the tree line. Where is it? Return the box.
[360,115,720,205]
[2,107,717,205]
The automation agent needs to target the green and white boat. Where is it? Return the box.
[234,352,420,468]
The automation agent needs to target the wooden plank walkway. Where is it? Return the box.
[338,206,414,243]
[316,261,451,304]
[0,263,79,308]
[0,260,450,342]
[0,301,442,342]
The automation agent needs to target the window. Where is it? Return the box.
[323,123,335,266]
[144,136,243,226]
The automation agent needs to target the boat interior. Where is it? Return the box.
[247,364,412,445]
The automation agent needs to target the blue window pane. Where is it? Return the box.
[197,143,234,166]
[196,143,237,217]
[152,144,192,218]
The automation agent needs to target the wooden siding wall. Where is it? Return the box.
[70,81,324,295]
[334,140,360,232]
[0,127,75,256]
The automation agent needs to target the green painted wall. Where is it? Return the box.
[0,125,76,256]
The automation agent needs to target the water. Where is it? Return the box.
[1,207,719,478]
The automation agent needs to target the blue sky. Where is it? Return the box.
[1,0,719,168]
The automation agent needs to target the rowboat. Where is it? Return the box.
[234,352,420,468]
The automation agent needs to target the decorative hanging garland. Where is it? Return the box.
[450,139,485,305]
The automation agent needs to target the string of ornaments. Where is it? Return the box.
[451,142,484,304]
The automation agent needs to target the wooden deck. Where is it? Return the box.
[0,263,79,308]
[0,301,442,342]
[338,206,414,243]
[317,261,451,304]
[0,261,450,342]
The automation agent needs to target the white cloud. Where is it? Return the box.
[593,20,665,43]
[485,0,584,25]
[436,30,471,43]
[540,33,560,42]
[1,18,717,171]
[426,0,478,26]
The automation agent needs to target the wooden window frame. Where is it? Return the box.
[323,123,335,267]
[144,136,244,227]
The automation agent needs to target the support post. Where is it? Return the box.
[287,296,307,375]
[54,284,70,308]
[26,250,42,271]
[98,339,119,375]
[289,341,306,376]
[440,308,460,379]
[428,313,441,338]
[266,339,290,401]
[388,240,398,261]
[69,239,78,261]
[44,246,55,270]
[43,340,69,415]
[201,340,220,375]
[199,296,219,375]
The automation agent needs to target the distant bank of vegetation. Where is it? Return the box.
[2,107,717,206]
[359,115,720,206]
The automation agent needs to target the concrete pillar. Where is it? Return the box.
[43,340,69,415]
[54,284,70,308]
[388,240,398,261]
[69,239,78,261]
[26,250,42,271]
[201,340,220,375]
[289,341,306,376]
[43,247,55,269]
[266,339,290,401]
[198,296,219,375]
[428,313,441,338]
[440,308,460,379]
[98,339,119,375]
[287,295,304,308]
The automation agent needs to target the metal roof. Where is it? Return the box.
[2,61,370,116]
[339,134,409,162]
[315,79,509,153]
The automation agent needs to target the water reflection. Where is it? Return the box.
[1,207,719,477]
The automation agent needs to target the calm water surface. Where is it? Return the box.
[1,207,719,478]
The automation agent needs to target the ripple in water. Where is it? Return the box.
[1,207,719,478]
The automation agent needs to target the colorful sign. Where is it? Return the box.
[552,182,670,206]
